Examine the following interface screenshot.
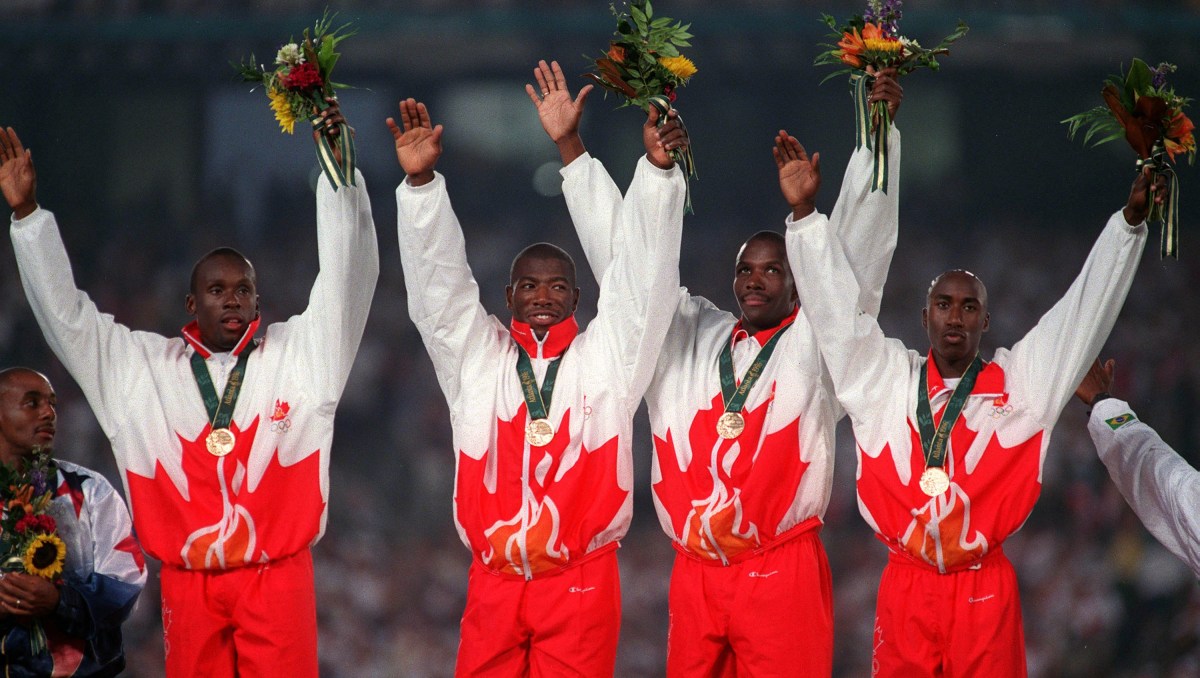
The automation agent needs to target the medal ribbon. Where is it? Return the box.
[1137,141,1181,259]
[515,346,563,423]
[916,354,983,471]
[309,97,357,191]
[648,94,697,215]
[718,323,792,415]
[189,341,258,430]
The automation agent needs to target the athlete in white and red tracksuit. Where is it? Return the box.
[390,98,684,675]
[542,59,904,674]
[788,167,1161,675]
[3,113,378,677]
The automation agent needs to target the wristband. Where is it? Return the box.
[1090,391,1113,407]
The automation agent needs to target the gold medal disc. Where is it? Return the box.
[526,419,555,447]
[206,428,236,457]
[919,467,951,497]
[715,411,745,440]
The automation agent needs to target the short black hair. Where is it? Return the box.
[509,243,577,288]
[190,247,256,295]
[0,367,48,392]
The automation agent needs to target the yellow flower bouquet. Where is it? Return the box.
[235,11,357,190]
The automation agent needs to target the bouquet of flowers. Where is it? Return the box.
[586,0,697,209]
[235,11,357,190]
[815,0,968,192]
[1064,59,1194,258]
[0,448,66,653]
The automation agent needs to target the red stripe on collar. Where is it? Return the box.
[181,317,261,359]
[732,305,799,346]
[509,316,579,359]
[924,350,1005,399]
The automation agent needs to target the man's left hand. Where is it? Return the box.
[0,572,60,619]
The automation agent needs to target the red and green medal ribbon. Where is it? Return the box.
[190,341,258,430]
[648,94,697,214]
[310,97,356,191]
[851,72,890,193]
[1138,141,1181,259]
[915,354,983,485]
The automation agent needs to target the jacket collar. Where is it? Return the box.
[924,350,1006,400]
[732,305,799,347]
[509,315,579,360]
[181,317,261,359]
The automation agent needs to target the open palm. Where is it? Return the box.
[387,99,443,178]
[774,131,820,209]
[0,127,37,214]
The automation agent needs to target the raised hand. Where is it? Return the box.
[312,97,353,169]
[0,127,37,220]
[867,67,903,124]
[773,130,821,220]
[526,59,592,165]
[1075,357,1116,406]
[1123,165,1169,225]
[643,107,688,170]
[386,98,444,187]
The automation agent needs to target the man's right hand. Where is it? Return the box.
[1075,357,1116,406]
[643,107,688,170]
[774,130,820,220]
[526,59,592,166]
[386,99,444,187]
[0,127,37,220]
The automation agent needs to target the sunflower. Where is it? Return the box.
[23,534,66,580]
[268,87,297,135]
[658,55,698,82]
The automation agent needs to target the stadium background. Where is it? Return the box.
[3,1,1200,675]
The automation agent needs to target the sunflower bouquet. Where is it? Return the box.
[0,448,66,653]
[1064,59,1194,258]
[586,0,698,208]
[815,0,968,192]
[235,11,357,190]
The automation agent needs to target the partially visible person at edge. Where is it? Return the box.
[788,158,1163,675]
[0,367,145,677]
[1076,357,1200,577]
[1,99,379,678]
[390,79,685,676]
[532,56,905,675]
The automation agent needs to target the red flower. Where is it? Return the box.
[283,62,323,92]
[663,84,677,102]
[15,514,56,535]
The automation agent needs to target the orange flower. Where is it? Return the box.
[837,23,885,68]
[607,43,625,64]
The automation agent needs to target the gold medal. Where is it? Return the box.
[206,428,236,457]
[919,467,951,497]
[715,411,745,440]
[526,418,555,447]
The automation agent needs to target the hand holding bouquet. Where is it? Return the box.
[1065,59,1194,258]
[816,0,968,192]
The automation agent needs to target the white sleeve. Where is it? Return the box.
[561,152,624,284]
[1090,398,1200,577]
[288,170,380,402]
[587,156,685,405]
[821,124,900,318]
[1007,212,1147,428]
[787,209,911,441]
[9,208,148,434]
[86,475,148,589]
[397,172,502,406]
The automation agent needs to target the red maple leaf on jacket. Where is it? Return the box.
[653,389,807,562]
[456,404,627,577]
[126,416,325,569]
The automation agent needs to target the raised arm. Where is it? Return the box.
[291,99,380,402]
[786,180,910,438]
[824,68,902,318]
[1081,360,1200,576]
[4,127,145,432]
[1006,170,1155,427]
[587,127,686,405]
[391,99,500,404]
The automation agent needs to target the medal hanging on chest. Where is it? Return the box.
[191,342,257,457]
[715,323,792,439]
[516,346,564,448]
[915,354,982,497]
